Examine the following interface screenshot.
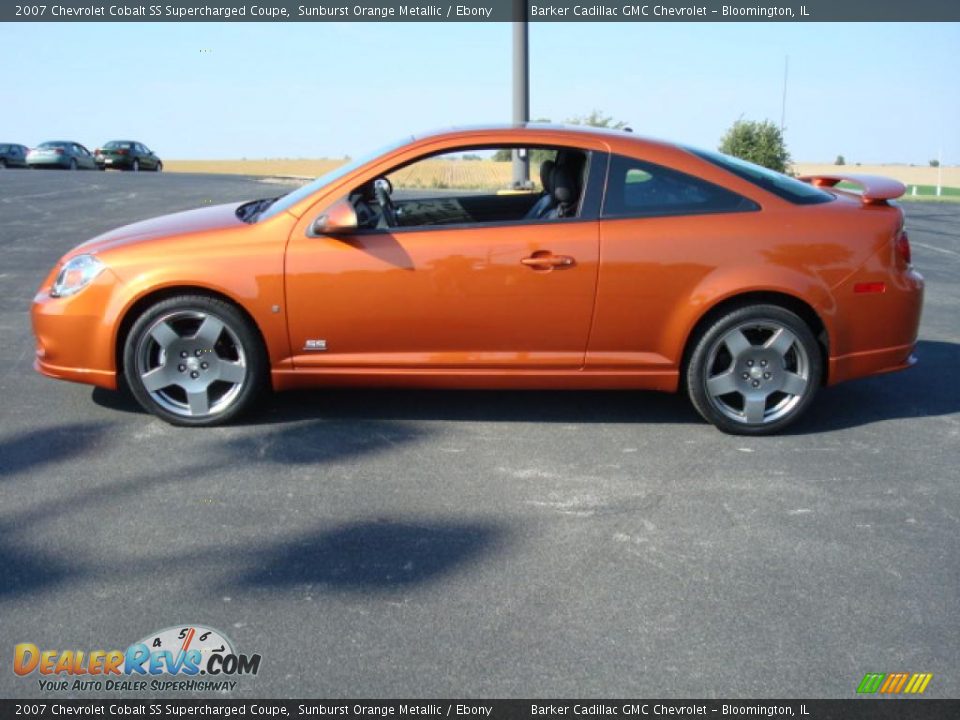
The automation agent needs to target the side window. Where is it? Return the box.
[348,146,590,231]
[603,154,756,218]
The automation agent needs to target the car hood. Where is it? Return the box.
[73,202,247,257]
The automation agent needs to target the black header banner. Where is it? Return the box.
[2,700,960,719]
[3,0,960,22]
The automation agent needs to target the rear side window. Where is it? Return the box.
[603,154,757,218]
[688,147,834,205]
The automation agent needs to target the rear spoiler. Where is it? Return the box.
[798,174,905,205]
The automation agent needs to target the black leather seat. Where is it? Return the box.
[544,164,580,219]
[525,159,557,219]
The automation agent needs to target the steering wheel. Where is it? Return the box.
[373,177,399,228]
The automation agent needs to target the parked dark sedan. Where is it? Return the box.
[26,141,97,170]
[0,143,30,168]
[95,141,162,171]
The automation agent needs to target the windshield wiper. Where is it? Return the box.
[237,197,279,223]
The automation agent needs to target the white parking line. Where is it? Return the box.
[912,241,960,258]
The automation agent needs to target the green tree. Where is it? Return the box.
[565,110,630,130]
[835,154,846,166]
[930,158,940,168]
[719,119,791,172]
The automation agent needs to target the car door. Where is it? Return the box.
[74,144,93,169]
[284,154,606,371]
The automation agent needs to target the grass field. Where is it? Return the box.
[164,159,958,197]
[164,158,518,190]
[792,163,960,188]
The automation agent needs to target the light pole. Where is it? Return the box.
[512,2,530,188]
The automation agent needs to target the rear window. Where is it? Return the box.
[689,147,834,205]
[104,141,133,149]
[603,154,757,218]
[39,142,68,149]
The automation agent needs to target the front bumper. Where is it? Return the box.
[31,271,122,390]
[26,156,71,168]
[97,156,134,169]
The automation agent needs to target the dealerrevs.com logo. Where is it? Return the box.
[14,625,261,693]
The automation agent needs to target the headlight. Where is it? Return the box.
[50,254,106,298]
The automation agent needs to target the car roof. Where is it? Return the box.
[411,123,683,156]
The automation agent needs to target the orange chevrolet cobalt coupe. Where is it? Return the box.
[32,126,924,434]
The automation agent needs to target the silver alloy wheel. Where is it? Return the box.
[134,310,247,418]
[132,159,140,172]
[703,320,811,426]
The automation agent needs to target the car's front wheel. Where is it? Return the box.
[155,161,163,173]
[123,295,267,426]
[132,159,140,172]
[686,304,822,435]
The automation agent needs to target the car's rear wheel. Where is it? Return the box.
[686,304,822,435]
[155,161,163,173]
[69,158,78,170]
[0,160,6,169]
[123,295,267,426]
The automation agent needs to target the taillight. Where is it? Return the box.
[55,149,64,155]
[895,230,911,266]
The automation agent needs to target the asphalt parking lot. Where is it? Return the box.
[1,170,958,699]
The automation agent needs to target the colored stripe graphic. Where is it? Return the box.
[904,673,933,694]
[857,673,885,693]
[857,672,932,694]
[880,672,908,693]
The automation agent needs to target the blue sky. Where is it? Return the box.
[2,21,957,163]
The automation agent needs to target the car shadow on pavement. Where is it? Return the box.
[251,388,700,426]
[235,519,508,592]
[795,339,960,433]
[0,421,111,479]
[0,539,75,600]
[0,422,113,598]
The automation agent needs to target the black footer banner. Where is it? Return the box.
[2,700,958,720]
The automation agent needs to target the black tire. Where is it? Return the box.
[69,158,78,170]
[0,160,6,169]
[686,304,822,435]
[155,161,163,173]
[123,295,267,426]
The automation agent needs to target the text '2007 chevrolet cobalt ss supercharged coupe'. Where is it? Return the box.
[31,126,923,434]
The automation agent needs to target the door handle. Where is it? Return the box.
[520,253,576,269]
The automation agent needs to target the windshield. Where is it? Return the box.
[257,136,413,222]
[688,147,834,205]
